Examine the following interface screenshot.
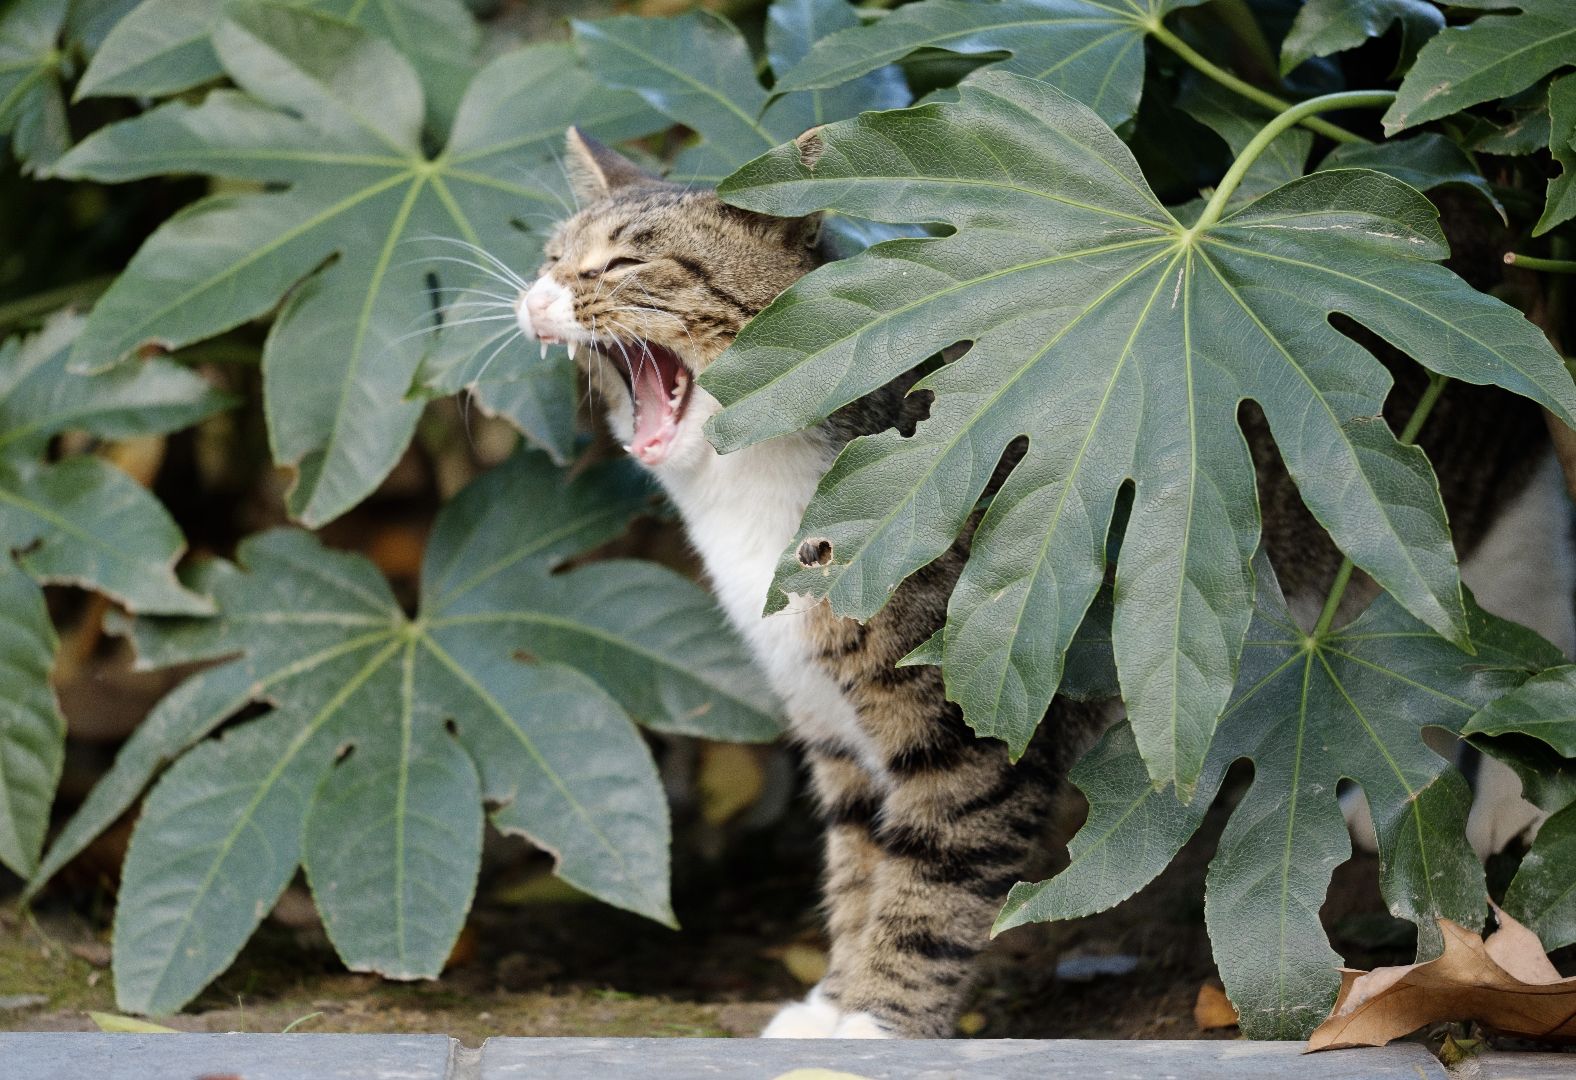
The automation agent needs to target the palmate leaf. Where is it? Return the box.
[706,73,1576,792]
[0,559,62,879]
[32,449,778,1014]
[1279,0,1443,77]
[1461,665,1576,950]
[769,0,1209,129]
[1385,0,1576,135]
[573,0,908,186]
[996,556,1564,1038]
[1537,74,1576,235]
[1506,803,1576,951]
[53,6,667,527]
[0,0,69,172]
[572,1,911,257]
[0,315,228,877]
[76,0,480,130]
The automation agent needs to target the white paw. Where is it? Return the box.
[831,1012,896,1039]
[761,987,842,1038]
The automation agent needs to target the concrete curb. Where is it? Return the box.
[0,1032,1520,1079]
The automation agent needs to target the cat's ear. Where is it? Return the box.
[564,127,655,202]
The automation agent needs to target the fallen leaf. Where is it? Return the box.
[956,1010,988,1035]
[698,742,765,825]
[1307,906,1576,1051]
[88,1011,177,1033]
[778,942,829,987]
[1194,982,1240,1031]
[769,1072,875,1080]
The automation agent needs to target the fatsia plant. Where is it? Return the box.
[0,313,230,878]
[50,3,667,526]
[1462,666,1576,950]
[28,449,780,1015]
[0,0,70,173]
[706,72,1576,794]
[76,0,481,129]
[993,553,1565,1037]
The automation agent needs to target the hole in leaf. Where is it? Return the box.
[798,538,833,567]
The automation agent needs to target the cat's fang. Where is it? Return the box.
[539,342,548,361]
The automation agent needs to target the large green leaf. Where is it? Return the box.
[769,0,1209,129]
[706,72,1576,791]
[1505,803,1576,951]
[0,315,225,614]
[1460,669,1576,951]
[573,1,908,186]
[76,0,480,130]
[0,559,63,879]
[0,315,227,877]
[53,8,666,527]
[0,312,234,465]
[1279,0,1443,77]
[1536,73,1576,235]
[0,0,69,172]
[999,556,1563,1038]
[36,449,778,1013]
[1385,0,1576,135]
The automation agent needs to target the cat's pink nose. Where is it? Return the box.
[525,284,553,319]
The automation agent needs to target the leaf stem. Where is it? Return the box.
[1310,371,1449,640]
[1148,22,1367,146]
[1192,90,1398,232]
[1504,252,1576,274]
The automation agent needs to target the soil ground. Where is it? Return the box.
[0,776,1430,1045]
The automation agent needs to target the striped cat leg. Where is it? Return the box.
[763,745,883,1037]
[832,706,1064,1037]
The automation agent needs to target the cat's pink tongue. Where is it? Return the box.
[629,352,680,466]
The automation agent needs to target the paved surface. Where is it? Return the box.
[1,1032,1568,1078]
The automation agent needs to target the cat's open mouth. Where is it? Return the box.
[607,343,693,467]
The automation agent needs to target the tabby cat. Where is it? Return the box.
[511,129,1573,1038]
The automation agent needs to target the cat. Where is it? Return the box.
[510,128,1574,1038]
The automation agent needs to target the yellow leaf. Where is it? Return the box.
[779,943,828,987]
[698,742,764,825]
[89,1012,177,1033]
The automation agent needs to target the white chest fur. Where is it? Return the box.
[648,412,879,768]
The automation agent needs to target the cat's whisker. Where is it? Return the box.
[390,312,517,347]
[472,328,524,385]
[413,236,531,289]
[544,145,581,216]
[399,254,522,294]
[616,279,702,358]
[426,284,521,305]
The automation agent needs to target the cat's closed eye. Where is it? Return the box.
[603,256,644,272]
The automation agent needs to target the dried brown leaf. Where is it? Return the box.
[1307,907,1576,1051]
[1194,981,1240,1031]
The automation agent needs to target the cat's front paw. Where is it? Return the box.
[761,987,842,1038]
[831,1012,897,1039]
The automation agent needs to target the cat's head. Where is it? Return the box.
[516,128,822,471]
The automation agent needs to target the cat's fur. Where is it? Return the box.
[512,130,1572,1038]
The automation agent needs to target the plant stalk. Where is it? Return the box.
[1148,22,1367,146]
[1310,372,1449,640]
[1504,252,1576,274]
[1192,90,1398,231]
